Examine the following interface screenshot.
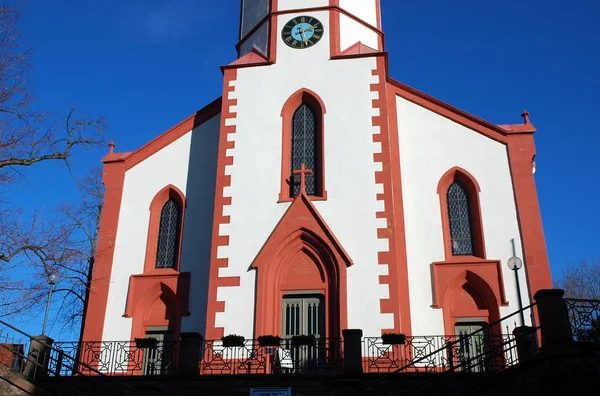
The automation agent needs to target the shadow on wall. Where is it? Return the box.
[179,100,222,335]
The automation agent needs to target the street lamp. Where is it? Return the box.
[41,272,60,336]
[507,256,525,326]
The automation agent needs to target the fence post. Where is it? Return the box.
[177,332,203,376]
[22,335,53,380]
[513,326,537,363]
[342,329,363,375]
[533,289,574,351]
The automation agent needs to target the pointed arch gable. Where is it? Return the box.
[144,184,186,273]
[124,278,189,340]
[439,269,503,336]
[279,88,328,202]
[437,167,486,260]
[251,193,351,338]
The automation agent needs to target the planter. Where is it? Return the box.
[221,334,245,347]
[381,333,406,345]
[134,337,158,348]
[291,334,316,346]
[258,335,282,347]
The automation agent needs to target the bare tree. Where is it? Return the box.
[554,259,600,300]
[0,167,103,335]
[0,3,106,332]
[53,167,104,334]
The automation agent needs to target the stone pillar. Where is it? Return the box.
[342,329,363,375]
[534,289,573,350]
[22,335,53,380]
[177,332,203,376]
[513,326,537,363]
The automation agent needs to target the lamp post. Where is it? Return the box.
[41,272,59,336]
[507,255,525,326]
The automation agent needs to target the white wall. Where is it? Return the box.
[340,0,378,26]
[214,10,392,338]
[339,14,379,52]
[395,96,530,336]
[277,0,328,11]
[102,115,221,341]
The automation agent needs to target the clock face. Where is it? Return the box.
[281,15,323,49]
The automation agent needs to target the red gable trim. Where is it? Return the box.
[251,192,353,270]
[102,97,222,170]
[387,78,510,144]
[331,41,382,60]
[222,49,273,71]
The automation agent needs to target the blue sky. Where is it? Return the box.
[6,0,599,336]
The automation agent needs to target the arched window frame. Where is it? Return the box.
[144,185,186,273]
[279,88,327,202]
[437,167,486,260]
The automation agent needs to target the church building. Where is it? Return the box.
[81,0,553,355]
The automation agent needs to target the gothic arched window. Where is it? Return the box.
[447,181,474,256]
[290,104,318,196]
[156,199,181,269]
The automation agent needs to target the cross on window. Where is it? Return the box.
[292,163,313,196]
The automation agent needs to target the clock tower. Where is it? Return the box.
[204,0,401,341]
[238,0,384,60]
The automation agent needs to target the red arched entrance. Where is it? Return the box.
[251,193,352,339]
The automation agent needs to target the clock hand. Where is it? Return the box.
[298,26,308,44]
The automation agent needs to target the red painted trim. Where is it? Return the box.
[81,162,126,342]
[499,124,537,134]
[431,259,508,309]
[329,3,341,56]
[125,273,191,341]
[384,68,413,335]
[387,79,509,144]
[251,192,351,338]
[506,134,552,300]
[102,98,222,170]
[371,56,408,334]
[375,0,382,31]
[331,41,384,60]
[437,167,487,260]
[205,68,242,340]
[433,264,504,337]
[279,88,328,202]
[143,185,186,274]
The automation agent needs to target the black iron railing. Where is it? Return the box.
[51,340,179,376]
[201,337,343,375]
[0,319,134,395]
[565,298,600,343]
[361,303,541,395]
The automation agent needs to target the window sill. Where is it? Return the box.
[277,191,328,203]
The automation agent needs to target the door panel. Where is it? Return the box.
[454,322,489,372]
[280,295,325,372]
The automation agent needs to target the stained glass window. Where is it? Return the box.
[290,104,318,196]
[156,199,181,269]
[447,182,474,256]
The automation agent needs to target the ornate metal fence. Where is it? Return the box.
[565,298,600,343]
[363,332,522,374]
[200,337,343,375]
[51,340,179,376]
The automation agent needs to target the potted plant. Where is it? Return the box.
[134,337,158,348]
[221,334,245,347]
[291,334,316,346]
[381,333,406,345]
[258,335,282,347]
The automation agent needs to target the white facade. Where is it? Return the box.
[102,115,221,341]
[88,1,549,346]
